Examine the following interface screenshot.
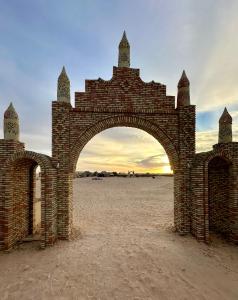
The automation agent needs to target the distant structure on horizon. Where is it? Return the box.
[0,31,238,251]
[74,170,172,178]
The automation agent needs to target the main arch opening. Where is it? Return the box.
[73,127,174,236]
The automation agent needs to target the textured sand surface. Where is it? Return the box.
[0,177,238,300]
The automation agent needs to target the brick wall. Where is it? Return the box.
[0,140,25,249]
[11,159,36,244]
[2,63,238,250]
[75,67,175,113]
[0,149,57,250]
[190,143,238,243]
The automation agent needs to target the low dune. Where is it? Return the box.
[0,177,238,299]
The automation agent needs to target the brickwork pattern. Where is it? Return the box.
[208,157,231,236]
[53,66,195,239]
[75,67,174,113]
[1,62,238,250]
[191,143,238,243]
[0,149,57,250]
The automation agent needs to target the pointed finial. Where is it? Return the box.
[218,107,232,143]
[57,66,71,103]
[4,102,19,141]
[120,31,129,44]
[178,70,190,88]
[219,107,232,124]
[177,70,190,108]
[118,31,130,68]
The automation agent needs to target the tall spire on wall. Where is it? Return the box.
[4,102,19,141]
[218,107,232,143]
[57,66,71,103]
[118,31,130,68]
[177,70,190,108]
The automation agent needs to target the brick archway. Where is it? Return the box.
[190,145,238,244]
[1,34,238,250]
[52,66,195,239]
[70,115,179,173]
[204,152,234,242]
[5,150,54,169]
[0,151,57,249]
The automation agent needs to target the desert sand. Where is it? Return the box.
[0,177,238,300]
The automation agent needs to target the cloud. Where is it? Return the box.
[196,123,238,153]
[77,127,169,172]
[188,2,238,111]
[1,1,238,173]
[20,132,51,156]
[135,155,168,169]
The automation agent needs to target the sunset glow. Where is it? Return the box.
[0,1,238,173]
[77,127,172,174]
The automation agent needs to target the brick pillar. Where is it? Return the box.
[41,167,58,247]
[52,101,73,239]
[0,140,24,250]
[190,163,208,241]
[229,147,238,243]
[176,105,196,234]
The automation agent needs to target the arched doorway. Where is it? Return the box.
[70,116,178,173]
[1,151,57,250]
[76,127,173,175]
[208,156,232,239]
[11,159,40,243]
[74,126,174,236]
[70,115,179,171]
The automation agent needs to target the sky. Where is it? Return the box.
[0,0,238,173]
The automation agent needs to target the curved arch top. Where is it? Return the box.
[70,115,179,172]
[204,148,233,169]
[3,150,54,171]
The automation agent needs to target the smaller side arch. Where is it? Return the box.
[3,150,54,171]
[70,115,179,172]
[1,150,57,250]
[204,151,233,169]
[204,152,233,242]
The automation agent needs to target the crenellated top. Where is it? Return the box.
[75,66,175,113]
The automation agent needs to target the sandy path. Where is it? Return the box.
[0,177,238,300]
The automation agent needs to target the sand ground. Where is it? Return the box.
[0,177,238,300]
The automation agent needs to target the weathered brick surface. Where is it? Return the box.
[0,148,57,250]
[208,157,231,235]
[0,62,237,250]
[75,67,174,113]
[191,143,238,243]
[52,66,195,239]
